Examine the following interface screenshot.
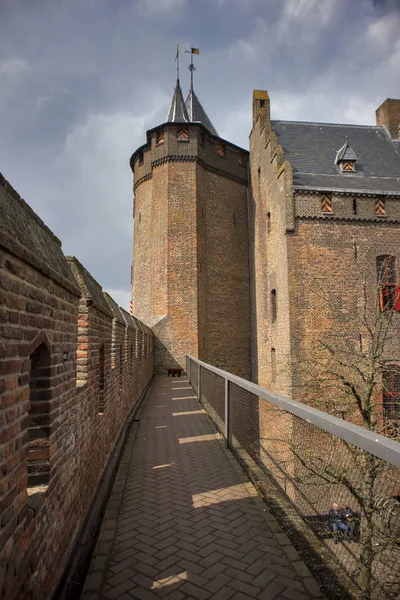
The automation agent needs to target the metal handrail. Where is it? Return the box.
[186,354,400,468]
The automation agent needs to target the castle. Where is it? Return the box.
[131,78,400,414]
[1,66,400,598]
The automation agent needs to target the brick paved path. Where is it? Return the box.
[82,376,325,600]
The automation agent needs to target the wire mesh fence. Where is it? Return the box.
[189,357,198,396]
[187,355,400,600]
[201,367,225,433]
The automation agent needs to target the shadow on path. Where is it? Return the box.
[81,376,325,600]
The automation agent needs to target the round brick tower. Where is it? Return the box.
[130,78,252,378]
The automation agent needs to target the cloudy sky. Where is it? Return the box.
[1,0,399,309]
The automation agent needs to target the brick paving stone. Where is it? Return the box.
[81,376,325,600]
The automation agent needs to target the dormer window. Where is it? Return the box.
[335,137,357,173]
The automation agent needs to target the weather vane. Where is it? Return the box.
[185,47,199,91]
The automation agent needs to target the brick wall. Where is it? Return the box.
[197,163,251,379]
[131,123,252,376]
[248,91,294,395]
[249,91,400,463]
[0,174,153,600]
[376,98,400,139]
[288,215,400,414]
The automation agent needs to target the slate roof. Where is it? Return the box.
[167,79,190,123]
[185,89,218,137]
[335,137,357,164]
[271,121,400,194]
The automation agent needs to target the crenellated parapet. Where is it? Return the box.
[0,172,154,600]
[131,122,248,195]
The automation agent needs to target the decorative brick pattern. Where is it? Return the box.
[321,194,333,214]
[376,198,386,216]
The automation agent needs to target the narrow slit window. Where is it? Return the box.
[135,331,139,359]
[119,345,123,389]
[271,289,277,322]
[353,198,357,215]
[99,344,105,413]
[377,255,397,311]
[238,153,245,166]
[267,212,271,233]
[28,343,51,486]
[271,348,276,383]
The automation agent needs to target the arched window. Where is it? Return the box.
[28,343,51,486]
[383,365,400,434]
[271,289,277,322]
[377,255,397,311]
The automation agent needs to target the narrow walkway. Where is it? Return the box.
[82,376,324,600]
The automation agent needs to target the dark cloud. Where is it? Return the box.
[0,0,399,308]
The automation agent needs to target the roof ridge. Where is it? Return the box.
[272,120,382,130]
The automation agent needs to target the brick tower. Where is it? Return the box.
[130,75,252,377]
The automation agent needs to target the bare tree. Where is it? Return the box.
[295,285,400,598]
[259,283,400,599]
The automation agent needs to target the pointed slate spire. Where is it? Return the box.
[185,89,218,137]
[167,79,190,123]
[335,136,358,171]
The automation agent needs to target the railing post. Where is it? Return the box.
[198,363,202,403]
[225,377,230,449]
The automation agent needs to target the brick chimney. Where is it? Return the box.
[252,90,270,129]
[376,98,400,139]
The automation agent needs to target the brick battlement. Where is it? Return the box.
[0,174,154,600]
